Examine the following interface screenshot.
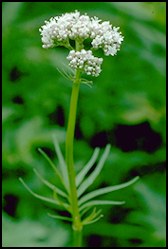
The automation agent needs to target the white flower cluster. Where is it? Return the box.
[67,49,103,77]
[91,24,124,56]
[39,10,123,55]
[39,11,91,48]
[39,10,124,77]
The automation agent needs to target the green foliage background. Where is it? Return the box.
[2,2,166,247]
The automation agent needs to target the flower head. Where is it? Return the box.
[67,49,103,77]
[39,10,124,77]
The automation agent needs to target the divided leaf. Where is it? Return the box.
[19,178,59,206]
[82,207,103,226]
[38,148,68,191]
[56,66,74,81]
[79,200,125,212]
[52,135,69,189]
[48,213,72,222]
[76,147,100,187]
[33,168,68,199]
[79,176,139,206]
[77,144,111,197]
[19,178,70,211]
[81,78,93,88]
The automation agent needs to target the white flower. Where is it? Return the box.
[39,10,124,55]
[39,11,123,77]
[67,49,103,77]
[91,23,124,56]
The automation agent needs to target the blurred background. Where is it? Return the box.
[2,2,166,247]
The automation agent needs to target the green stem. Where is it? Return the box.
[73,229,82,247]
[65,40,83,246]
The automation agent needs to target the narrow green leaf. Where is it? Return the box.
[52,135,69,189]
[83,214,104,225]
[38,148,68,191]
[81,78,93,84]
[81,78,93,88]
[79,176,140,206]
[80,206,92,218]
[56,67,73,81]
[48,213,72,221]
[76,147,100,187]
[82,208,102,225]
[79,200,125,212]
[33,168,68,199]
[77,144,111,197]
[82,207,96,222]
[53,189,59,202]
[19,178,59,205]
[82,82,93,88]
[53,189,71,213]
[19,178,70,211]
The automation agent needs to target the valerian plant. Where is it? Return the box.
[20,10,139,247]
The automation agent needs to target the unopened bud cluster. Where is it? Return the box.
[67,50,103,77]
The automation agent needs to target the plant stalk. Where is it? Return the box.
[65,41,83,247]
[73,229,82,247]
